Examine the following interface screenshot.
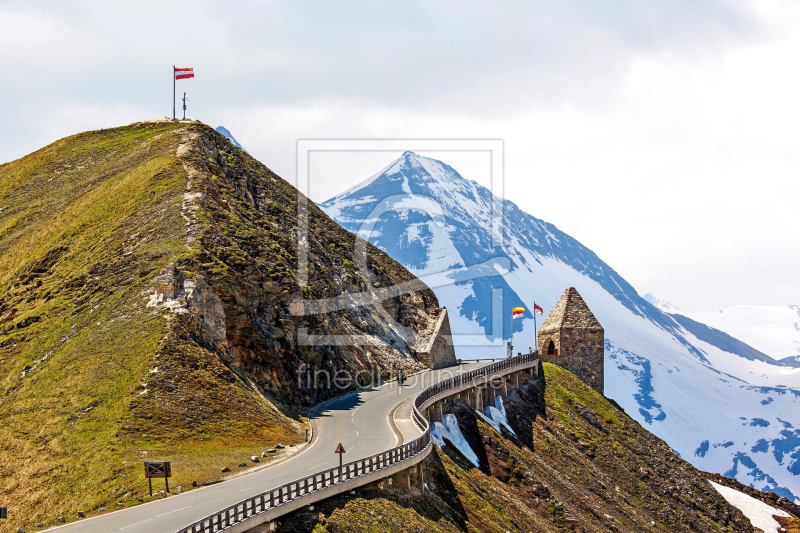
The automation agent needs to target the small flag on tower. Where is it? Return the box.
[534,303,544,315]
[511,307,525,319]
[174,67,194,79]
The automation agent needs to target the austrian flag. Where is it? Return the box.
[511,307,525,319]
[534,303,544,315]
[174,67,194,80]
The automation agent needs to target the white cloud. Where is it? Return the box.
[0,0,797,311]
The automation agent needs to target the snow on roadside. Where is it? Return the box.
[710,480,790,533]
[478,396,516,435]
[431,414,480,467]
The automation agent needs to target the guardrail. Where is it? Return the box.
[176,352,539,533]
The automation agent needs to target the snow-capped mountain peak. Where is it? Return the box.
[215,126,249,154]
[322,151,800,501]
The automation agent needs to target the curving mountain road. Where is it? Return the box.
[46,363,484,533]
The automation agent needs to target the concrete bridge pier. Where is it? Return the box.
[474,386,483,412]
[459,389,475,408]
[412,463,425,488]
[391,467,410,489]
[435,401,444,423]
[390,464,424,489]
[426,401,444,424]
[482,383,497,410]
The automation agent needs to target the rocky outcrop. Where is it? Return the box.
[147,267,228,351]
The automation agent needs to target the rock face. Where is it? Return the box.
[538,287,604,394]
[147,267,228,350]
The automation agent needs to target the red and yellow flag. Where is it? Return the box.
[511,307,525,319]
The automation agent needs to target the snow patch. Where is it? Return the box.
[710,480,790,533]
[478,396,516,435]
[431,414,480,467]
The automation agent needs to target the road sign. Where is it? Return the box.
[144,461,172,496]
[335,443,346,480]
[0,507,7,519]
[144,461,172,479]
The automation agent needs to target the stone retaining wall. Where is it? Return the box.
[416,308,457,369]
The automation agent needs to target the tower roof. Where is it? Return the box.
[539,287,603,332]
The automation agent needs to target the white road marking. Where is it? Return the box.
[157,504,193,517]
[118,519,152,530]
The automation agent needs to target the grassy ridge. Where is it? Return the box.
[0,123,304,531]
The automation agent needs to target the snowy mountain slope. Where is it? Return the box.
[321,151,800,501]
[643,292,683,314]
[642,293,788,365]
[668,313,784,365]
[215,126,249,154]
[646,295,800,367]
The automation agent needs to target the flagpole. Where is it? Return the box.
[509,309,513,358]
[172,65,175,120]
[534,302,537,354]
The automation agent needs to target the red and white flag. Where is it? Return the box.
[175,67,194,80]
[534,303,544,315]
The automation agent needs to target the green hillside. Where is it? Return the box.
[0,121,443,531]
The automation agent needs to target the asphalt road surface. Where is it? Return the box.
[46,363,484,533]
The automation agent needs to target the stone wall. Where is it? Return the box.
[417,308,457,369]
[539,328,604,394]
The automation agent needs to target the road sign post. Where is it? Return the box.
[335,443,346,481]
[144,461,172,496]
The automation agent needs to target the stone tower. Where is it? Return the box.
[537,287,604,394]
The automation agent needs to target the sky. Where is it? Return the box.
[1,0,798,312]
